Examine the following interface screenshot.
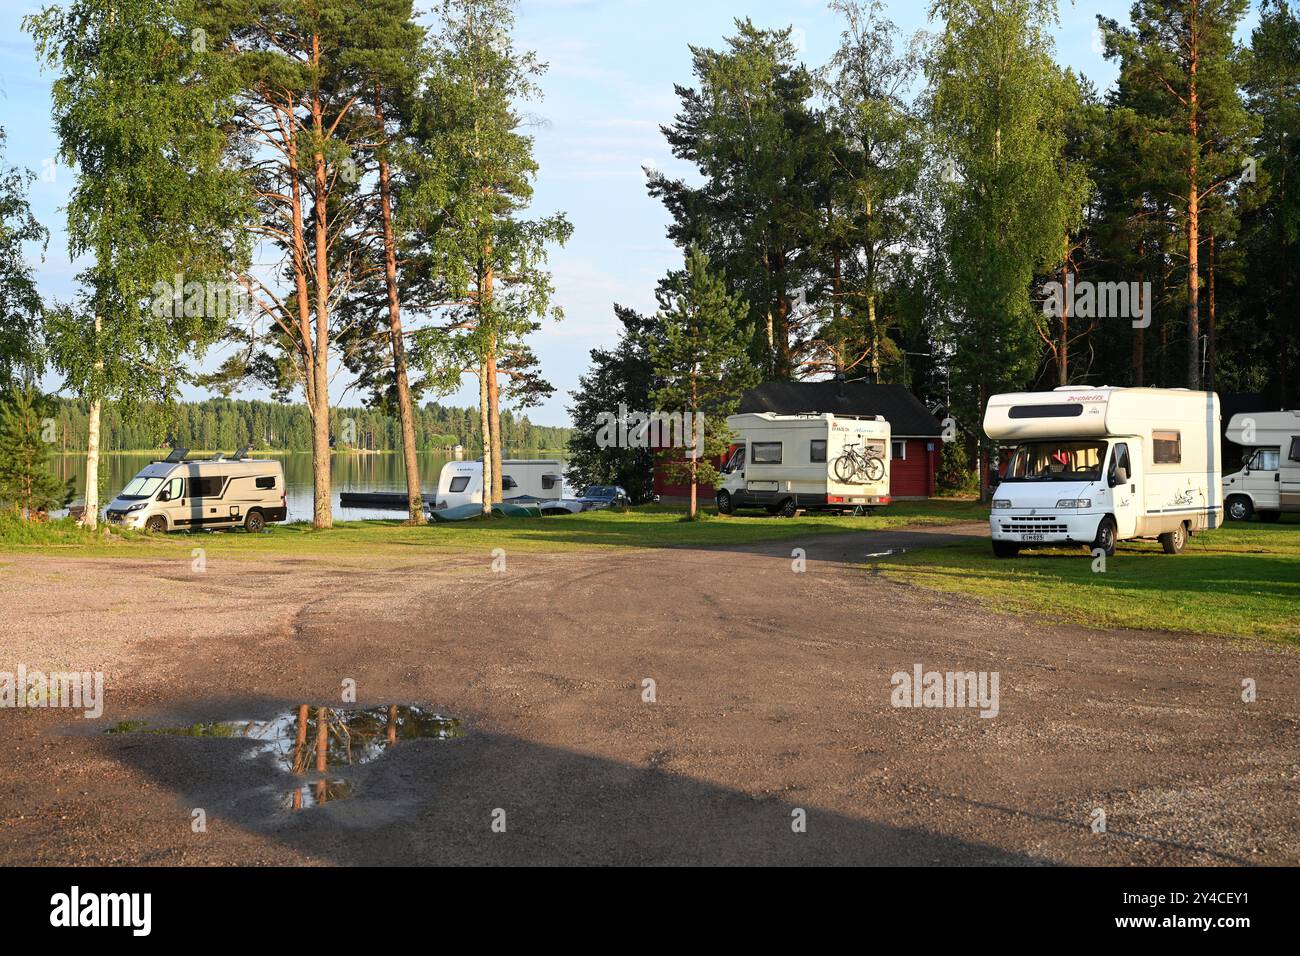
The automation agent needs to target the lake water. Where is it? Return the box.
[51,451,566,522]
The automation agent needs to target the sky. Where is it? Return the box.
[0,0,1262,427]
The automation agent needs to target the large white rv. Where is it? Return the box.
[983,387,1221,557]
[1223,410,1300,521]
[716,412,891,516]
[432,459,564,511]
[104,450,287,533]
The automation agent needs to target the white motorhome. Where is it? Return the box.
[983,387,1221,557]
[104,449,287,533]
[433,459,564,511]
[1223,410,1300,521]
[716,412,891,517]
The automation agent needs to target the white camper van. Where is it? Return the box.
[716,412,891,517]
[433,459,564,511]
[1223,410,1300,521]
[984,387,1221,557]
[104,449,287,533]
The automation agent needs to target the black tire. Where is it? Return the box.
[144,514,168,534]
[244,509,266,534]
[992,540,1020,558]
[779,498,798,518]
[864,457,885,482]
[716,491,733,515]
[1226,495,1253,521]
[1159,522,1187,554]
[832,455,857,483]
[1092,516,1117,558]
[1259,510,1282,523]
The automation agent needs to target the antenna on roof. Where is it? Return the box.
[233,445,250,460]
[163,447,188,463]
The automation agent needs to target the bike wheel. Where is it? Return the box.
[865,457,885,483]
[833,455,857,483]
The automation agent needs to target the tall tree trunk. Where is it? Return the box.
[80,312,103,530]
[374,85,424,524]
[478,360,492,516]
[1133,275,1146,386]
[487,344,503,504]
[1206,231,1217,390]
[309,40,333,530]
[1058,261,1070,386]
[1186,42,1201,390]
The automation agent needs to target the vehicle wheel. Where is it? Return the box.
[1259,510,1281,523]
[244,509,266,534]
[144,515,168,534]
[716,491,733,515]
[779,498,798,518]
[1226,495,1253,521]
[991,540,1020,558]
[832,455,856,483]
[1092,516,1117,558]
[1159,522,1187,554]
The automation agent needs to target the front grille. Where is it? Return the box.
[1000,515,1068,534]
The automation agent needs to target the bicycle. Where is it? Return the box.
[832,441,886,483]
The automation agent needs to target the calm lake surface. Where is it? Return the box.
[52,451,567,522]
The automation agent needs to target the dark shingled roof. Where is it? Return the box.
[739,381,941,437]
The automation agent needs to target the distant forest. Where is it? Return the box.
[44,397,571,454]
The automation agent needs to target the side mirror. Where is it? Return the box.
[1111,466,1128,487]
[158,491,171,502]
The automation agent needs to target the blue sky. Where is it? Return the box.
[0,0,1259,426]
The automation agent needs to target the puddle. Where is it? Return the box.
[107,705,462,811]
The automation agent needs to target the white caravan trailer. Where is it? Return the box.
[1223,410,1300,521]
[984,387,1221,557]
[716,412,891,517]
[104,449,287,533]
[433,459,564,511]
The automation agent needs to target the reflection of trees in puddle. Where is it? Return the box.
[107,706,462,811]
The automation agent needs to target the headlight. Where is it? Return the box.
[126,502,147,512]
[992,499,1012,509]
[1055,498,1091,509]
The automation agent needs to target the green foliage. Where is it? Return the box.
[0,129,47,388]
[0,387,74,516]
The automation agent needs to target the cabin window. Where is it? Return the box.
[1249,448,1280,471]
[188,476,225,498]
[891,439,907,460]
[1290,437,1300,462]
[722,446,746,473]
[809,440,826,463]
[1108,443,1133,484]
[165,477,183,500]
[502,475,519,490]
[1152,430,1181,464]
[255,476,276,490]
[1008,403,1085,419]
[448,476,470,493]
[541,474,560,490]
[751,442,783,464]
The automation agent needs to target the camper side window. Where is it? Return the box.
[809,440,826,463]
[751,442,782,464]
[502,475,519,490]
[255,476,276,490]
[1152,430,1181,464]
[188,476,224,498]
[449,476,470,493]
[1290,437,1300,463]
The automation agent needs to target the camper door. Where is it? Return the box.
[1107,441,1140,539]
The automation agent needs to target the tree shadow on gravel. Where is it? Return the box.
[97,697,1043,866]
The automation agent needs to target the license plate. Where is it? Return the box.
[1020,533,1045,541]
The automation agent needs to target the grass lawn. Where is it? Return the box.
[881,514,1300,644]
[0,498,985,560]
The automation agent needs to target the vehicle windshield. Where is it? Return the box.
[118,476,166,500]
[584,486,616,498]
[1003,441,1107,482]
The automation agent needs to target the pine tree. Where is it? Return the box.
[0,387,73,519]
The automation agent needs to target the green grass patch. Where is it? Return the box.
[881,514,1300,644]
[0,498,983,560]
